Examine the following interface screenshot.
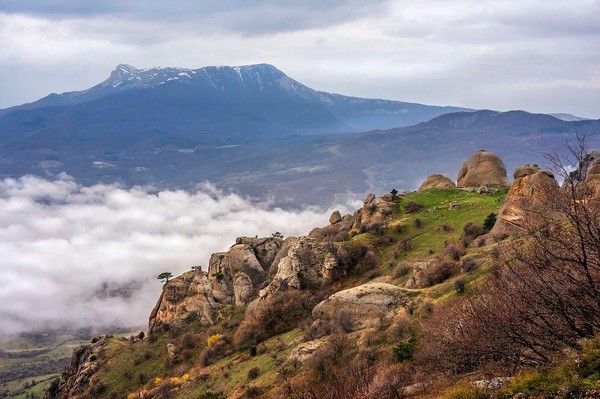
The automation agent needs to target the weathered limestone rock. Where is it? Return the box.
[44,335,109,399]
[418,174,456,191]
[352,193,396,232]
[207,237,283,305]
[489,165,559,237]
[235,236,283,271]
[233,273,253,304]
[457,150,510,187]
[585,157,600,193]
[404,261,432,289]
[260,237,339,298]
[166,342,179,363]
[311,282,412,331]
[288,338,327,362]
[148,269,217,333]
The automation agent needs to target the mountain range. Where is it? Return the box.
[0,64,598,205]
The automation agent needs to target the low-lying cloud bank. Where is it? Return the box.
[0,174,360,334]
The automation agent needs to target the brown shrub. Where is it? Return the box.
[422,259,459,286]
[234,290,316,349]
[199,339,230,366]
[392,262,412,279]
[404,202,424,213]
[443,244,465,261]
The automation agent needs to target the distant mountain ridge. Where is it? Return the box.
[0,63,468,133]
[0,64,598,206]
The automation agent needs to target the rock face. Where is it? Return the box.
[45,336,109,399]
[352,193,396,232]
[418,174,456,191]
[457,150,510,187]
[490,165,559,236]
[311,282,412,331]
[208,237,283,305]
[260,237,339,297]
[149,269,217,333]
[584,152,600,193]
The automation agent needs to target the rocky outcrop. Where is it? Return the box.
[260,237,338,298]
[584,155,600,193]
[45,335,109,399]
[208,237,283,305]
[352,193,397,232]
[311,282,412,331]
[418,174,456,191]
[489,165,559,236]
[457,150,510,188]
[404,261,431,289]
[149,269,217,333]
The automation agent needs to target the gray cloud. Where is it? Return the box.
[0,0,392,36]
[0,174,359,334]
[0,0,598,117]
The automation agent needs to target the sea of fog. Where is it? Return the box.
[0,174,361,334]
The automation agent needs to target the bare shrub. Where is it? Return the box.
[422,259,459,286]
[443,244,465,261]
[234,290,316,349]
[376,235,395,245]
[461,257,478,273]
[332,311,355,333]
[405,202,424,213]
[199,339,230,366]
[393,262,411,279]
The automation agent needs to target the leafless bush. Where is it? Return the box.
[461,257,478,273]
[393,262,411,279]
[443,244,465,261]
[199,339,230,367]
[234,290,316,349]
[422,259,459,286]
[405,202,424,213]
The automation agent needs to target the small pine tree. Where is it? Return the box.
[483,212,497,231]
[157,272,173,284]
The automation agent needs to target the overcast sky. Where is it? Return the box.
[0,0,599,117]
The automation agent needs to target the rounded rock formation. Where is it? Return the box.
[456,150,510,188]
[418,174,456,191]
[489,165,559,237]
[329,210,342,224]
[311,282,412,331]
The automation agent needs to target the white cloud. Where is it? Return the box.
[0,175,359,334]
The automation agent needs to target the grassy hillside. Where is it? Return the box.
[42,185,600,398]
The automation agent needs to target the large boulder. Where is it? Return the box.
[418,174,456,191]
[311,282,412,331]
[457,150,510,188]
[489,165,559,237]
[148,269,217,332]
